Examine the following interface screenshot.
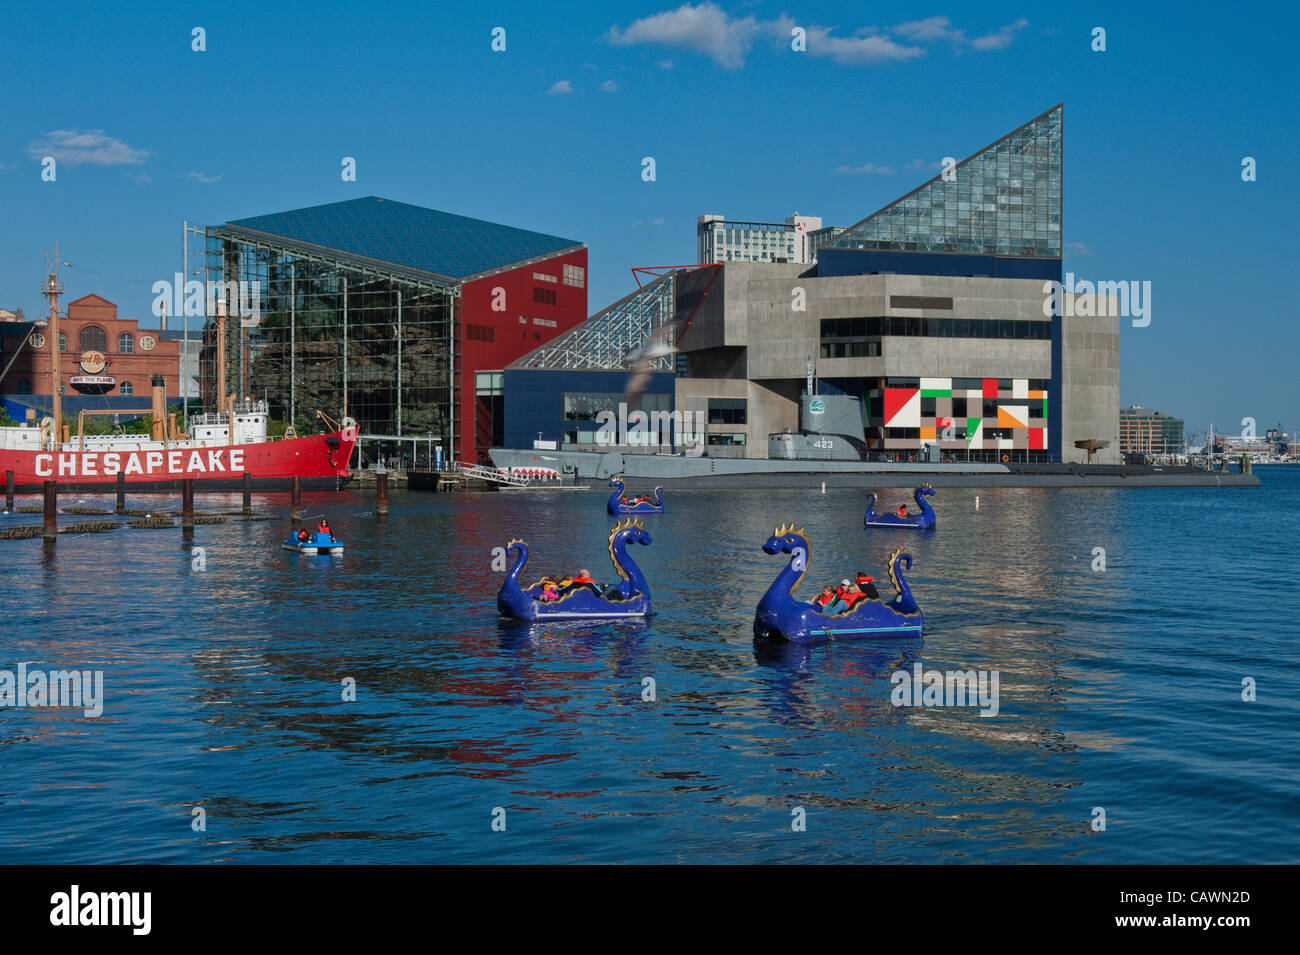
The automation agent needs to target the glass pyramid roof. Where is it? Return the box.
[225,196,583,281]
[510,273,676,371]
[825,104,1062,259]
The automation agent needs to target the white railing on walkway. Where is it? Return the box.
[454,462,530,487]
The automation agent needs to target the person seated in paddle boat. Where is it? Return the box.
[499,518,654,621]
[607,478,664,514]
[753,524,923,643]
[283,523,344,554]
[856,572,880,599]
[561,568,602,595]
[864,485,937,530]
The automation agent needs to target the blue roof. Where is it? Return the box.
[225,196,582,281]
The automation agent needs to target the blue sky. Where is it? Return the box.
[1,1,1295,433]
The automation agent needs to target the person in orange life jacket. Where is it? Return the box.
[564,568,599,593]
[316,518,336,542]
[855,572,880,600]
[814,585,836,608]
[824,579,856,614]
[895,503,909,518]
[296,528,310,543]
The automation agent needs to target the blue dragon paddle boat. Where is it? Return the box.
[282,529,345,555]
[754,524,923,644]
[607,478,664,515]
[864,484,936,530]
[497,518,653,621]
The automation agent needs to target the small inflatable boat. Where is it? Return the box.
[283,530,345,555]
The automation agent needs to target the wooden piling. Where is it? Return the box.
[43,480,57,540]
[242,472,252,516]
[290,476,302,522]
[116,472,126,513]
[4,469,12,512]
[182,479,195,528]
[376,470,389,516]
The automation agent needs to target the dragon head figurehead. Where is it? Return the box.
[608,517,652,579]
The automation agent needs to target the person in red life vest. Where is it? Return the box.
[823,580,856,614]
[297,529,310,543]
[316,518,335,542]
[842,583,867,607]
[563,568,599,594]
[855,572,880,600]
[895,503,909,518]
[814,585,836,608]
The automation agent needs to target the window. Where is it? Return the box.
[475,372,503,396]
[532,317,556,328]
[707,398,746,425]
[16,379,31,394]
[532,272,558,283]
[564,392,670,421]
[118,333,134,354]
[563,264,585,288]
[466,324,495,343]
[706,433,747,446]
[920,396,936,417]
[533,287,557,306]
[119,381,134,396]
[59,332,66,352]
[79,325,107,352]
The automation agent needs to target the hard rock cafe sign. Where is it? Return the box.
[79,351,107,374]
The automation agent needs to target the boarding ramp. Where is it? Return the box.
[455,462,530,487]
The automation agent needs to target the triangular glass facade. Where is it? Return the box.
[509,272,676,371]
[826,105,1062,259]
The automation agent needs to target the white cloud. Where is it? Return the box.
[1064,241,1094,257]
[608,3,759,70]
[836,162,897,175]
[27,129,150,166]
[805,26,924,65]
[657,59,675,69]
[906,158,942,172]
[601,80,620,92]
[893,16,964,43]
[631,218,666,227]
[971,18,1029,51]
[547,80,574,95]
[187,171,222,184]
[608,6,1027,68]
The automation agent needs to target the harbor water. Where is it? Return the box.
[1,468,1296,863]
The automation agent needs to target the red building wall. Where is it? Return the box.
[2,294,180,403]
[457,248,588,462]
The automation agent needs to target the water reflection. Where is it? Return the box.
[0,476,1295,863]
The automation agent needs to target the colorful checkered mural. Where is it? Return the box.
[883,377,1048,451]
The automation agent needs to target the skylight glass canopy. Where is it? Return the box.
[226,196,583,281]
[826,105,1062,259]
[510,273,676,371]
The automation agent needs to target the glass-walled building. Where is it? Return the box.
[196,196,587,463]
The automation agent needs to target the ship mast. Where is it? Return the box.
[43,244,64,448]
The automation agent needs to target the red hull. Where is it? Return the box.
[0,428,358,491]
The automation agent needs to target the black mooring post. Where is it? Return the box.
[242,472,252,516]
[43,480,57,540]
[376,470,389,517]
[116,471,126,513]
[182,479,195,529]
[290,475,302,522]
[4,469,13,512]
